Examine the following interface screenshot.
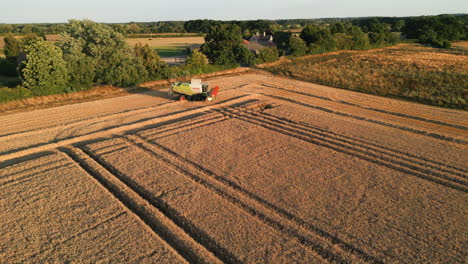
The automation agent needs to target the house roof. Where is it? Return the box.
[244,42,271,53]
[250,35,273,43]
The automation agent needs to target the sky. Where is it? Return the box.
[1,0,467,23]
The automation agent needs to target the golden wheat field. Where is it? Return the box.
[1,70,467,263]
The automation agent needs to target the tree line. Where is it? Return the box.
[0,15,466,101]
[0,20,220,99]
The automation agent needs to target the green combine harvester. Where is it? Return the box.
[169,79,220,101]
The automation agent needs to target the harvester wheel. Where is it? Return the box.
[179,95,186,101]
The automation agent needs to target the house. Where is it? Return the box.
[249,32,274,45]
[244,33,275,55]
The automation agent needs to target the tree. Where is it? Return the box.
[21,25,33,34]
[300,24,337,53]
[61,19,145,86]
[127,23,141,34]
[19,40,69,96]
[0,24,14,34]
[255,47,279,64]
[273,31,292,53]
[392,20,405,32]
[334,33,354,50]
[201,24,250,65]
[134,43,168,79]
[3,33,20,58]
[186,49,208,74]
[349,26,370,50]
[403,15,466,46]
[330,22,346,34]
[184,20,222,33]
[59,34,95,91]
[235,44,255,65]
[288,35,307,56]
[300,24,321,45]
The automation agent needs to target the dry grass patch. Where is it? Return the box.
[266,44,468,109]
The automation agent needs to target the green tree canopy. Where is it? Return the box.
[58,34,95,91]
[61,19,145,86]
[186,49,208,74]
[330,22,346,34]
[300,24,321,45]
[134,43,168,79]
[273,31,292,53]
[403,15,466,46]
[349,26,370,50]
[289,35,307,57]
[201,24,252,65]
[19,40,69,96]
[3,33,20,58]
[255,47,280,64]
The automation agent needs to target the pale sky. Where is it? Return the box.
[1,0,467,23]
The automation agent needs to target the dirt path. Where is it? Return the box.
[1,72,467,263]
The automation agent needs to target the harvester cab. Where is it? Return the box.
[169,79,220,102]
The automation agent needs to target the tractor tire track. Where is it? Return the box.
[74,145,243,264]
[127,134,383,264]
[259,83,468,130]
[257,93,468,145]
[237,107,468,179]
[0,100,177,138]
[261,111,468,175]
[216,108,468,193]
[0,95,258,163]
[60,146,223,264]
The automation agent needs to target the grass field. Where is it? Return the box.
[127,33,204,38]
[154,46,189,57]
[0,35,202,58]
[125,37,205,57]
[264,44,468,109]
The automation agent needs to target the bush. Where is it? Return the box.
[334,33,354,50]
[441,40,452,49]
[186,49,208,74]
[0,86,32,103]
[134,43,168,80]
[349,26,370,50]
[19,40,69,96]
[0,58,17,77]
[3,33,20,58]
[235,44,255,66]
[97,54,147,86]
[255,47,280,64]
[289,35,307,57]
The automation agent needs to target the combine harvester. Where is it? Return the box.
[169,79,220,101]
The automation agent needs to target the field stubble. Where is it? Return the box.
[0,72,467,263]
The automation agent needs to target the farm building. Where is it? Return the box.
[244,32,275,54]
[249,32,274,44]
